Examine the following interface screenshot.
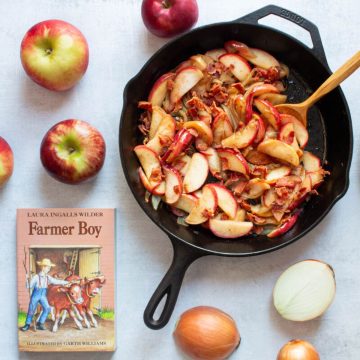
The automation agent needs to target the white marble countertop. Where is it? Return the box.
[0,0,359,359]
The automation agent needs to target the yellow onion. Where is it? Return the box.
[277,339,320,360]
[273,260,336,321]
[173,306,240,360]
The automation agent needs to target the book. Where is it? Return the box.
[17,208,116,352]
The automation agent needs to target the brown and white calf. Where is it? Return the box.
[61,275,106,328]
[47,283,84,332]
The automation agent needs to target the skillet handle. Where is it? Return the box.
[236,5,328,66]
[143,236,205,329]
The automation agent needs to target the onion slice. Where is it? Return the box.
[273,260,336,321]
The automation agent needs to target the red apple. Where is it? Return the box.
[20,20,89,91]
[0,137,14,186]
[40,119,105,184]
[141,0,199,38]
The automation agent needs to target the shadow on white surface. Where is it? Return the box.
[20,76,75,115]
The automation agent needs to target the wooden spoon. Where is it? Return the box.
[275,51,360,126]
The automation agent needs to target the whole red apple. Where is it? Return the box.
[141,0,198,38]
[0,137,14,187]
[20,20,89,91]
[40,119,105,184]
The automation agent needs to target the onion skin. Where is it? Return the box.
[277,340,320,360]
[173,306,240,360]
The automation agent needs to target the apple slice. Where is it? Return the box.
[173,154,191,176]
[288,174,312,210]
[185,185,217,225]
[217,148,250,177]
[232,95,246,123]
[209,218,253,238]
[265,166,292,184]
[245,149,273,165]
[234,209,246,222]
[163,166,183,204]
[258,93,287,105]
[173,194,197,213]
[264,125,277,140]
[207,184,238,219]
[278,122,302,157]
[307,170,325,189]
[148,73,175,106]
[200,147,222,179]
[162,128,194,163]
[258,140,300,167]
[138,167,165,195]
[183,153,209,193]
[146,114,176,154]
[243,178,270,199]
[221,118,259,149]
[252,113,266,143]
[302,151,321,172]
[183,121,213,146]
[250,204,273,217]
[253,99,281,130]
[224,40,255,59]
[212,113,233,146]
[262,187,277,207]
[170,66,204,104]
[219,53,251,81]
[149,106,167,139]
[205,48,226,60]
[280,114,309,148]
[267,212,299,238]
[134,145,164,188]
[246,48,280,69]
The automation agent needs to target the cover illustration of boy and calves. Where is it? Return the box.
[17,208,116,352]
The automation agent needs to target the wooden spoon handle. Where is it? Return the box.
[305,51,360,107]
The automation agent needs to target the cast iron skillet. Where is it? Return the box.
[119,5,353,329]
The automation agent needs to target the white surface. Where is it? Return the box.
[0,0,359,359]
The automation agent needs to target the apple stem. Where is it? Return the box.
[162,0,171,8]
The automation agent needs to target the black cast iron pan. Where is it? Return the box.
[119,5,353,330]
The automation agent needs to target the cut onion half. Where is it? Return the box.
[273,260,336,321]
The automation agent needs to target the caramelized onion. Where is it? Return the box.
[173,306,240,360]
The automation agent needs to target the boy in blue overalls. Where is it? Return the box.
[21,258,69,331]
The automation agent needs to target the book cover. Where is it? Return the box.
[17,208,116,352]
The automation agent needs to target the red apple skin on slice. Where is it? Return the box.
[252,113,266,143]
[148,73,175,106]
[258,139,300,167]
[134,144,164,189]
[162,128,194,163]
[138,167,165,195]
[209,219,253,238]
[163,165,183,204]
[246,48,280,69]
[146,114,176,154]
[217,148,250,177]
[185,185,218,225]
[207,184,238,219]
[200,147,222,179]
[280,114,309,149]
[183,121,213,146]
[183,153,209,193]
[307,170,325,189]
[205,48,226,60]
[253,99,281,130]
[173,194,197,213]
[212,113,233,146]
[170,66,204,104]
[258,93,287,105]
[267,212,299,238]
[302,151,321,172]
[224,40,255,59]
[149,106,167,139]
[221,118,259,149]
[265,166,291,184]
[219,53,251,81]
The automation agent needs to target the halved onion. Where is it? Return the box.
[273,260,336,321]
